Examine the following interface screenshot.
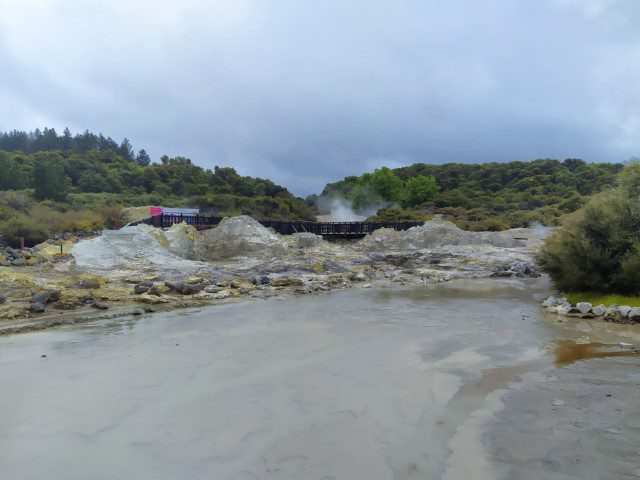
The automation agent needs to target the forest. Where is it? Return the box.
[317,159,624,230]
[0,128,314,246]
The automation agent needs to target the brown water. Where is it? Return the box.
[1,278,639,479]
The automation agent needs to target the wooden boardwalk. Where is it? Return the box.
[134,214,423,238]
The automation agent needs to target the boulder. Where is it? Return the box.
[134,284,150,294]
[31,291,51,304]
[546,305,558,314]
[592,304,607,316]
[181,283,204,295]
[211,289,231,299]
[165,281,185,292]
[131,308,145,316]
[576,302,593,314]
[0,293,5,304]
[11,259,26,266]
[619,306,632,318]
[629,307,640,322]
[30,302,45,313]
[147,286,162,297]
[93,301,109,309]
[556,304,571,315]
[542,296,556,307]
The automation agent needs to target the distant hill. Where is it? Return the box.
[317,159,624,230]
[0,128,314,246]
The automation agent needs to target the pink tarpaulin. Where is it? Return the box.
[150,207,163,216]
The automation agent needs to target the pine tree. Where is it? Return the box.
[61,127,73,150]
[119,138,135,162]
[135,149,151,166]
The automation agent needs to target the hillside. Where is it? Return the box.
[318,159,624,230]
[0,128,314,246]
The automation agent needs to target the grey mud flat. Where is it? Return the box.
[1,277,639,479]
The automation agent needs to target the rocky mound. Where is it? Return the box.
[164,222,198,259]
[194,215,288,260]
[72,225,194,269]
[359,220,524,251]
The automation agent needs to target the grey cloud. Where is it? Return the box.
[0,0,639,195]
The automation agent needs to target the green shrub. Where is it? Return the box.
[364,207,430,223]
[0,216,50,247]
[539,182,640,294]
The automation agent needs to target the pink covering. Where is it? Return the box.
[150,206,163,216]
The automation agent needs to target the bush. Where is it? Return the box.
[0,216,50,247]
[467,219,509,232]
[539,186,640,294]
[364,208,430,223]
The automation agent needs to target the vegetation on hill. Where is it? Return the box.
[0,128,314,246]
[317,159,623,230]
[539,162,640,295]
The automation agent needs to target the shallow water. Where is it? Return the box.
[1,278,639,479]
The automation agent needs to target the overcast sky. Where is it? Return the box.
[1,0,639,196]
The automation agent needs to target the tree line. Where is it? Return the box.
[317,159,624,230]
[0,128,150,166]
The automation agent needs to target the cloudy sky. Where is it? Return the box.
[1,0,639,195]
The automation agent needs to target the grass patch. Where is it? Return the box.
[564,292,640,307]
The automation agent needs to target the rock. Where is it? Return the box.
[26,257,36,266]
[619,306,632,318]
[181,283,204,295]
[576,302,593,314]
[147,286,162,296]
[0,261,10,267]
[619,342,634,349]
[551,399,566,407]
[211,289,231,299]
[592,304,607,316]
[0,293,5,304]
[30,302,45,313]
[546,305,559,314]
[139,280,154,287]
[47,290,61,302]
[542,296,556,307]
[131,308,145,315]
[556,297,568,305]
[628,307,640,322]
[30,291,51,304]
[204,285,222,293]
[270,277,304,287]
[93,301,109,309]
[354,272,367,281]
[259,275,270,285]
[134,283,151,294]
[79,277,101,289]
[165,281,185,292]
[556,304,571,315]
[11,259,26,266]
[289,232,323,249]
[605,306,619,315]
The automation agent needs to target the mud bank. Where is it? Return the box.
[0,218,542,330]
[1,278,639,479]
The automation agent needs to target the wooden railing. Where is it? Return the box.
[130,214,423,237]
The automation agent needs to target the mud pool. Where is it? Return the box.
[1,278,639,479]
